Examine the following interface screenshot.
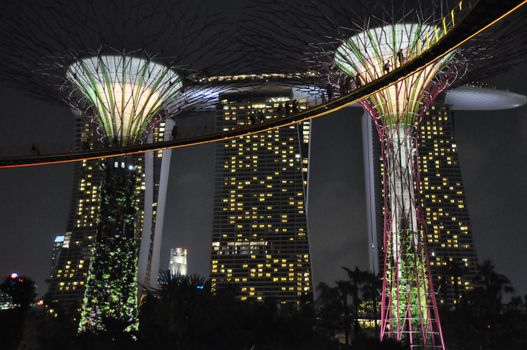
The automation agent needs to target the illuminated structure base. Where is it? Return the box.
[78,156,141,333]
[377,123,444,349]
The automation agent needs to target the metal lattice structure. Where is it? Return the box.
[0,1,525,167]
[333,22,460,349]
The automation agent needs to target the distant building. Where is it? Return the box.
[210,88,313,305]
[137,119,176,291]
[50,235,64,278]
[169,248,188,276]
[45,116,110,319]
[0,273,21,310]
[0,291,13,310]
[417,105,479,305]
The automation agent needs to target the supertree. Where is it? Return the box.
[331,23,465,348]
[0,0,239,333]
[67,58,183,334]
[238,0,527,348]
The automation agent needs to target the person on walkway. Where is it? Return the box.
[325,82,334,101]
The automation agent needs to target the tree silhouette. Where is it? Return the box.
[335,279,352,345]
[440,259,521,349]
[473,259,514,321]
[316,267,382,345]
[316,282,345,341]
[359,271,382,334]
[343,267,368,337]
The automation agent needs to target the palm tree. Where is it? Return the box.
[343,267,371,337]
[335,280,352,345]
[140,272,210,349]
[316,282,349,344]
[473,260,514,318]
[435,264,450,306]
[360,271,382,334]
[447,259,469,305]
[470,259,514,347]
[436,259,470,307]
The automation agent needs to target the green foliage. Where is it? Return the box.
[78,158,141,334]
[384,229,433,345]
[441,259,526,349]
[316,266,381,346]
[139,272,337,350]
[3,261,525,350]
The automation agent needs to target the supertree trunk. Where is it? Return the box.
[78,156,141,334]
[377,123,444,349]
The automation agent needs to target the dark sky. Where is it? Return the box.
[0,61,526,298]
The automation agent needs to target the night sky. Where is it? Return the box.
[0,0,525,298]
[0,61,526,298]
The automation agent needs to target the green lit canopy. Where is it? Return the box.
[334,24,453,125]
[67,55,182,145]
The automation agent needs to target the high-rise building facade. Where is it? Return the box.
[0,291,13,310]
[363,104,478,307]
[0,273,16,310]
[45,115,104,318]
[169,248,188,276]
[418,105,478,305]
[46,113,171,319]
[137,119,175,290]
[50,235,65,278]
[210,89,313,305]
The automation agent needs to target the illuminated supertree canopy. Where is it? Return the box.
[66,55,182,146]
[334,23,454,124]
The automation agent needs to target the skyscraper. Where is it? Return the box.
[45,114,103,318]
[418,105,478,306]
[363,101,478,307]
[50,235,65,278]
[169,248,188,276]
[210,88,312,305]
[137,119,176,290]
